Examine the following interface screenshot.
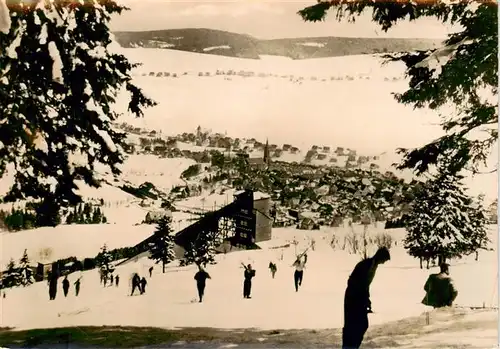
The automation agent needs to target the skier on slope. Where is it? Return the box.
[242,263,256,299]
[422,263,458,308]
[48,272,58,300]
[140,277,148,294]
[115,275,120,287]
[268,262,277,279]
[342,247,391,349]
[194,265,211,303]
[149,266,154,278]
[62,275,70,297]
[130,273,141,296]
[74,278,81,297]
[292,253,308,292]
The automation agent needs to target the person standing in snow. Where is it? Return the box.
[103,273,108,287]
[342,247,391,349]
[293,253,307,292]
[48,272,58,300]
[74,278,81,297]
[268,262,277,279]
[140,277,148,294]
[194,265,211,303]
[62,276,70,297]
[242,263,256,299]
[130,273,141,296]
[149,266,154,278]
[115,275,120,287]
[422,263,458,308]
[110,274,114,286]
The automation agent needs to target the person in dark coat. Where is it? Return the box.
[422,263,458,308]
[74,278,81,297]
[194,266,211,302]
[293,253,307,292]
[110,274,114,286]
[342,247,391,349]
[130,273,141,296]
[268,262,277,279]
[62,276,70,297]
[149,266,154,277]
[242,263,256,299]
[48,272,58,300]
[140,277,147,294]
[115,275,120,287]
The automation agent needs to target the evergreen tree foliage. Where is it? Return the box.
[181,229,222,267]
[0,1,156,219]
[65,202,107,224]
[95,243,114,279]
[1,258,22,288]
[404,172,490,267]
[299,1,497,176]
[148,215,176,273]
[465,194,491,258]
[19,249,33,286]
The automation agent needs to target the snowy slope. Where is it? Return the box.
[115,48,497,201]
[0,224,155,266]
[1,226,497,331]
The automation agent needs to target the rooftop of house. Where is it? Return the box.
[234,190,271,201]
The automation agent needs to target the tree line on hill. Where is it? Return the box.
[0,202,108,232]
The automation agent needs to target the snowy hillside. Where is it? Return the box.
[112,28,441,60]
[116,48,497,200]
[1,226,497,334]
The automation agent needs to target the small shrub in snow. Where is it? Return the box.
[373,232,393,249]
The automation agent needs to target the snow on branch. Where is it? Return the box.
[414,38,475,78]
[0,0,10,34]
[47,41,64,84]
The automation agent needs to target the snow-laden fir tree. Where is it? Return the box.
[148,215,176,273]
[0,1,156,224]
[19,249,33,286]
[465,195,491,261]
[299,1,497,176]
[95,244,114,280]
[181,229,222,267]
[1,259,22,288]
[404,172,489,268]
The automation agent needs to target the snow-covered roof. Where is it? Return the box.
[254,191,270,201]
[233,190,270,201]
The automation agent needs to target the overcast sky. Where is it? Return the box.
[111,0,455,39]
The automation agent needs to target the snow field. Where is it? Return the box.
[0,224,155,267]
[1,226,497,331]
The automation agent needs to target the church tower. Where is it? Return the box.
[263,138,271,165]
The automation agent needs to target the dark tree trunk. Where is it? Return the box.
[419,257,423,269]
[162,261,166,273]
[426,258,430,269]
[475,251,479,261]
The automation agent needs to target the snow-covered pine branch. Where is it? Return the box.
[0,0,156,224]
